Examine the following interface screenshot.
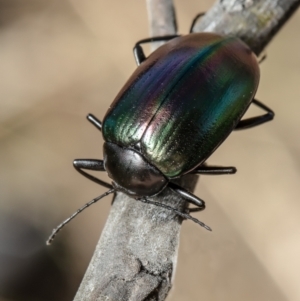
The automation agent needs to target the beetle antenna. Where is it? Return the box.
[140,198,211,231]
[46,188,115,245]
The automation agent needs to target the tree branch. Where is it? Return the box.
[192,0,300,55]
[146,0,177,50]
[74,1,299,300]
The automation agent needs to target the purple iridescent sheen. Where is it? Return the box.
[103,33,259,177]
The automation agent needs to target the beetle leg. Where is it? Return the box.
[168,182,205,212]
[191,165,237,175]
[87,114,102,131]
[190,12,205,33]
[235,99,274,130]
[133,35,180,65]
[258,53,267,64]
[73,159,113,189]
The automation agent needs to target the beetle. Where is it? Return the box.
[47,16,274,244]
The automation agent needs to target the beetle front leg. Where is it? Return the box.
[191,165,237,175]
[133,35,180,65]
[168,182,205,212]
[73,159,112,189]
[235,99,274,130]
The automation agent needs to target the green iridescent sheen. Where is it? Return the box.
[103,33,259,178]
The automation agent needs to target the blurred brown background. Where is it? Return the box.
[0,0,299,300]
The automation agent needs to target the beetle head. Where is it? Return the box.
[103,142,168,198]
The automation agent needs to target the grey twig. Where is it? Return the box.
[192,0,300,55]
[146,0,177,50]
[74,0,299,300]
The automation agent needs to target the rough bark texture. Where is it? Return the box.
[74,175,198,301]
[146,0,177,50]
[192,0,300,55]
[74,0,300,300]
[146,0,177,37]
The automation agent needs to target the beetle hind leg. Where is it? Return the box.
[133,35,180,65]
[235,98,274,130]
[73,159,112,189]
[190,12,205,33]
